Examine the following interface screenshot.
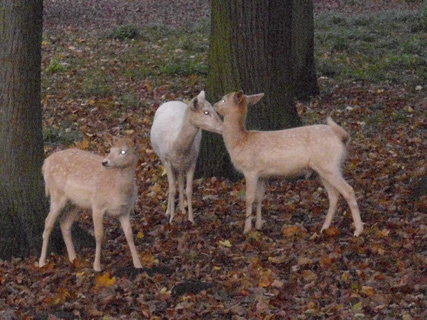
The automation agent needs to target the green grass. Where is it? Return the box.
[110,24,139,40]
[315,9,427,86]
[80,71,113,98]
[41,9,426,101]
[43,126,84,146]
[45,57,67,73]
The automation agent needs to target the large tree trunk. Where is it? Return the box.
[292,0,319,99]
[198,0,318,178]
[0,0,46,258]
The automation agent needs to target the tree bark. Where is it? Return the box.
[292,0,319,100]
[0,0,46,258]
[198,0,318,179]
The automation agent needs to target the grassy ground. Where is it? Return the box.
[315,9,427,87]
[1,2,426,319]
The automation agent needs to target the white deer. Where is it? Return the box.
[39,137,142,271]
[150,91,223,223]
[214,91,363,236]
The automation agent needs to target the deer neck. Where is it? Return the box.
[222,109,248,151]
[173,110,200,154]
[112,163,136,187]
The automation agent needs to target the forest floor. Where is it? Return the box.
[1,1,426,319]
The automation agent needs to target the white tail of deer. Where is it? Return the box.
[39,137,142,271]
[150,90,223,223]
[214,91,363,236]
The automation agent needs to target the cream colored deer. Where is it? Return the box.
[214,91,363,236]
[39,137,142,271]
[150,91,223,223]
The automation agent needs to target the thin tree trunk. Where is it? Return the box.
[0,0,46,258]
[198,0,318,179]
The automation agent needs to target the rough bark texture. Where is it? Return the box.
[0,0,47,258]
[198,0,318,178]
[292,0,319,100]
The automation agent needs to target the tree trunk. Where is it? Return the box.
[292,0,319,100]
[198,0,318,179]
[0,0,46,258]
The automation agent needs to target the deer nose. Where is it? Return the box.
[102,160,108,167]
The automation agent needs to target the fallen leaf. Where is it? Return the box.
[301,269,317,282]
[323,226,340,237]
[95,272,116,288]
[74,139,90,150]
[320,255,333,268]
[282,225,304,237]
[361,285,376,296]
[218,240,232,248]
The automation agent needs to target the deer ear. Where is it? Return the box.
[127,132,138,147]
[234,91,244,104]
[197,90,206,100]
[105,133,114,146]
[112,136,120,145]
[190,97,200,111]
[246,93,264,106]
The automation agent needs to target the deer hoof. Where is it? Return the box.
[255,220,264,230]
[354,227,363,237]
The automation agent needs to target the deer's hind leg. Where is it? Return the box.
[315,165,363,236]
[59,207,79,263]
[39,192,67,267]
[319,177,340,233]
[255,179,266,230]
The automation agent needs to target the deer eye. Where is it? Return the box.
[120,150,127,155]
[221,99,225,103]
[203,111,210,115]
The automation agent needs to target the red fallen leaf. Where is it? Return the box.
[373,273,386,281]
[319,255,334,268]
[282,225,306,237]
[323,226,340,237]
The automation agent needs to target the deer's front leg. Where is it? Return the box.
[92,209,105,271]
[244,174,258,234]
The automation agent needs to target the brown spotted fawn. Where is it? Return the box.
[150,91,223,223]
[214,91,363,236]
[39,137,142,271]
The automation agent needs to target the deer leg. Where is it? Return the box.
[39,193,67,267]
[178,171,186,215]
[119,214,142,269]
[244,174,258,233]
[164,162,176,223]
[316,167,363,236]
[186,163,196,223]
[255,179,266,230]
[319,177,339,234]
[92,209,106,271]
[59,207,79,263]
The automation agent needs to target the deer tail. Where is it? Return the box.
[327,116,350,146]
